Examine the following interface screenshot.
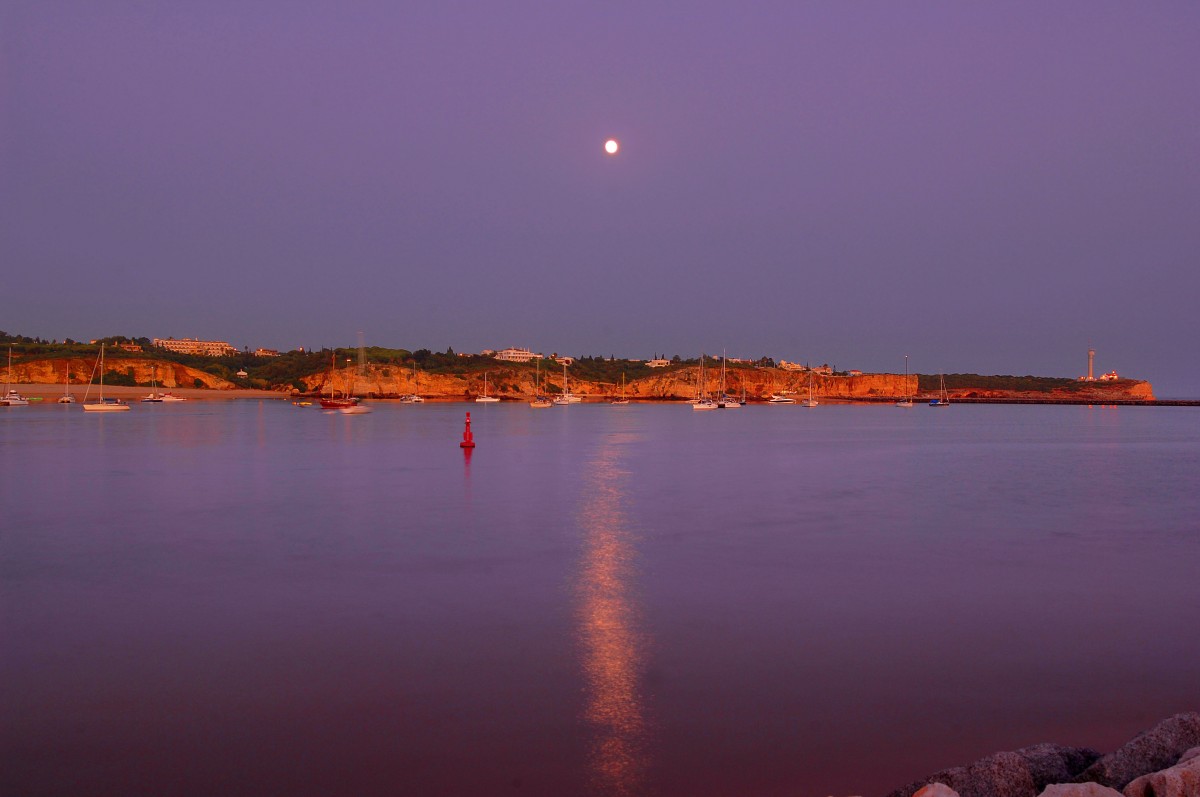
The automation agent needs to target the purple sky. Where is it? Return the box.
[3,2,1198,393]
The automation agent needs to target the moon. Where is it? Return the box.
[604,138,619,155]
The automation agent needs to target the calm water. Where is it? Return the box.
[3,401,1198,796]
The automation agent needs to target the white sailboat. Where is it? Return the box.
[141,365,164,402]
[929,373,950,407]
[3,344,30,406]
[475,371,501,402]
[717,350,740,408]
[400,362,424,403]
[609,372,630,405]
[800,370,819,408]
[692,354,717,410]
[82,344,131,412]
[530,358,552,408]
[58,361,76,403]
[554,361,581,404]
[895,355,914,407]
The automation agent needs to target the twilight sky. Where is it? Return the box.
[3,2,1198,393]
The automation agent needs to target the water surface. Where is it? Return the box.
[3,401,1198,796]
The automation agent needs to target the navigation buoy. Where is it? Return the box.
[459,412,475,448]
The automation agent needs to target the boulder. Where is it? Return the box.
[889,746,1100,797]
[1038,784,1124,797]
[1122,746,1200,797]
[914,784,962,797]
[1075,714,1200,790]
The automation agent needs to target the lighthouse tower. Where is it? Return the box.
[1087,347,1095,381]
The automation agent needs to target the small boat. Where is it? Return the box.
[58,362,75,403]
[554,361,581,404]
[400,363,425,402]
[609,373,630,405]
[716,351,740,408]
[160,393,188,403]
[319,352,358,408]
[929,373,950,407]
[767,394,795,404]
[475,371,501,403]
[800,370,819,408]
[141,366,164,402]
[692,354,718,410]
[81,344,131,412]
[292,400,313,407]
[530,359,553,408]
[896,355,914,407]
[338,403,372,414]
[2,345,30,406]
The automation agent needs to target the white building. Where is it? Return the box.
[493,347,543,363]
[153,338,239,357]
[646,358,670,368]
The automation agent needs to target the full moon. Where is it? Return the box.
[604,138,619,155]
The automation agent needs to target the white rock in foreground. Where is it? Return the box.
[1123,746,1200,797]
[914,784,961,797]
[1037,783,1124,797]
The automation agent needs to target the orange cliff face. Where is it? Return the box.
[7,357,238,390]
[302,364,916,400]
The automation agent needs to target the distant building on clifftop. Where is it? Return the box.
[153,337,238,357]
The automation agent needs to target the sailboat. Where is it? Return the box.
[58,361,76,403]
[319,351,359,409]
[340,340,372,413]
[530,358,552,408]
[82,344,131,412]
[3,344,30,406]
[895,355,914,407]
[554,361,581,404]
[692,354,717,410]
[141,365,164,402]
[400,362,424,403]
[609,372,630,405]
[929,373,950,407]
[800,370,819,408]
[717,350,740,408]
[475,371,501,402]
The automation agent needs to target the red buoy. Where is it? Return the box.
[459,411,476,448]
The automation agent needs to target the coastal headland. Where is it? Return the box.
[2,352,1157,403]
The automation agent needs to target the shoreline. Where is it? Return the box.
[8,384,285,401]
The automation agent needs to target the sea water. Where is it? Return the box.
[2,401,1198,796]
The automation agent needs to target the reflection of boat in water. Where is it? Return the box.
[82,344,131,412]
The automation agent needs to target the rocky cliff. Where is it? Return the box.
[6,357,238,390]
[302,365,917,400]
